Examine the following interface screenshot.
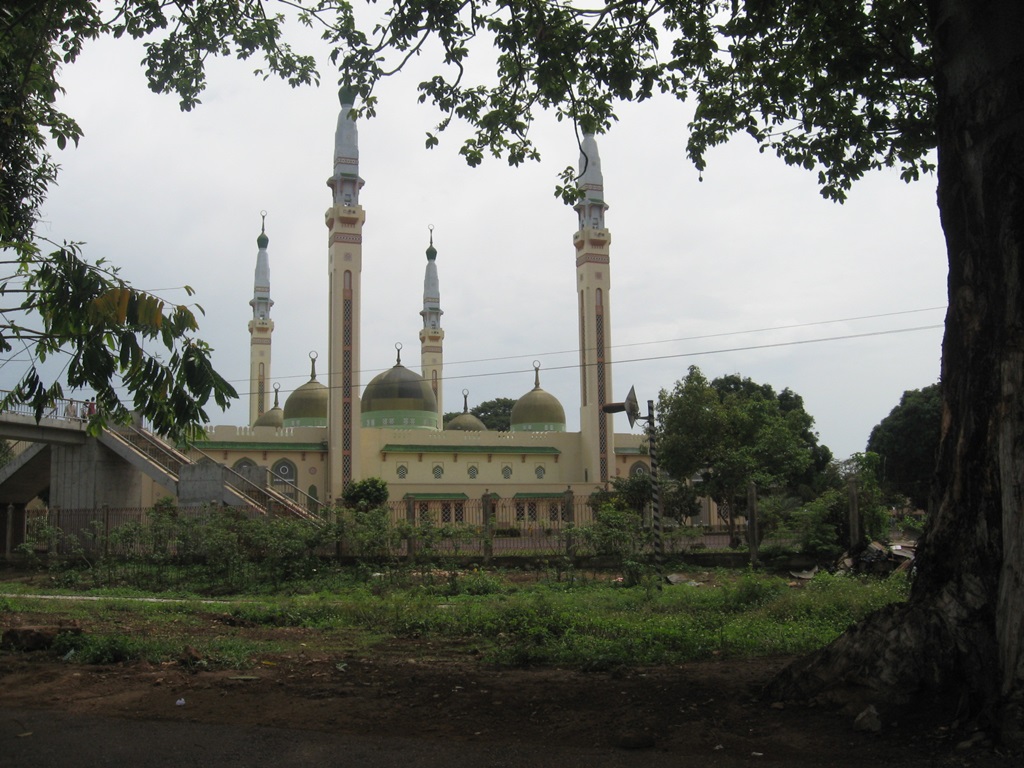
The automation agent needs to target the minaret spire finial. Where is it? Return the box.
[309,351,318,380]
[462,388,470,414]
[395,342,403,366]
[273,382,280,408]
[533,360,541,389]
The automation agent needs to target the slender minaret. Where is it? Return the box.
[326,85,366,498]
[574,133,614,484]
[248,212,275,425]
[419,226,444,420]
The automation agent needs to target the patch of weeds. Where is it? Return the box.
[448,570,511,597]
[51,632,161,664]
[721,571,786,610]
[201,638,281,668]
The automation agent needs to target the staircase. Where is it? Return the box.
[100,425,326,524]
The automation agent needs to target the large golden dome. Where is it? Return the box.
[361,349,438,430]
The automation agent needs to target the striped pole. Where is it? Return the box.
[647,399,663,566]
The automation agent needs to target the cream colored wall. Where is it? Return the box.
[356,427,647,501]
[191,424,329,501]
[188,422,645,506]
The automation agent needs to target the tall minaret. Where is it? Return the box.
[326,85,366,498]
[248,212,274,425]
[574,133,614,484]
[419,227,444,420]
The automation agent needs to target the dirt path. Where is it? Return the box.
[1,645,1017,767]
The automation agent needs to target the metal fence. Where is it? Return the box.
[17,497,755,561]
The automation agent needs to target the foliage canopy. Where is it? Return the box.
[866,383,941,511]
[657,365,831,507]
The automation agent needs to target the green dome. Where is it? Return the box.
[338,83,357,106]
[283,356,327,427]
[361,360,439,430]
[257,211,269,248]
[511,366,566,432]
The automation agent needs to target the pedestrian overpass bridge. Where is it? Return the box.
[0,393,324,553]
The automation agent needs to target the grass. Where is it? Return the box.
[1,566,909,671]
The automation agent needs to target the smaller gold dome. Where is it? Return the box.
[254,384,284,428]
[510,364,566,432]
[254,406,284,428]
[445,389,487,431]
[283,354,327,427]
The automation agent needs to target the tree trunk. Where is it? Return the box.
[769,0,1024,741]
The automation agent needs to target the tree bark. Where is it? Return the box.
[769,0,1024,741]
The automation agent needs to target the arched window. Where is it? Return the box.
[629,461,649,477]
[271,458,298,490]
[233,458,258,473]
[344,270,352,289]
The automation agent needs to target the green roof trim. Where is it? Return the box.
[381,444,560,455]
[192,441,327,452]
[614,446,646,455]
[402,493,470,500]
[512,492,569,499]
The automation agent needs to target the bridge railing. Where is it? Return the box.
[0,390,95,423]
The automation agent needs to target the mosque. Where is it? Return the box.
[190,87,651,514]
[0,88,652,532]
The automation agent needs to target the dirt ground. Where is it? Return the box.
[0,608,1020,768]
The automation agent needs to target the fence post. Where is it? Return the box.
[562,487,575,557]
[51,506,60,556]
[848,476,861,549]
[4,504,13,559]
[102,504,110,558]
[747,481,758,566]
[405,497,417,562]
[482,492,494,563]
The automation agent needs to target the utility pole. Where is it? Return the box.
[603,387,662,565]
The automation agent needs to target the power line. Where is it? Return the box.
[227,322,942,398]
[222,305,947,389]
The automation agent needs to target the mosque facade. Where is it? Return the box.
[191,89,650,511]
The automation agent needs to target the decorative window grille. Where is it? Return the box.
[432,465,444,479]
[535,465,546,479]
[467,465,478,479]
[397,464,408,479]
[502,465,512,480]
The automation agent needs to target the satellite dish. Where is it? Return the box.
[624,385,640,429]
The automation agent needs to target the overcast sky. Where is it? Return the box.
[16,21,947,461]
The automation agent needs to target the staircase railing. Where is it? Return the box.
[113,425,327,525]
